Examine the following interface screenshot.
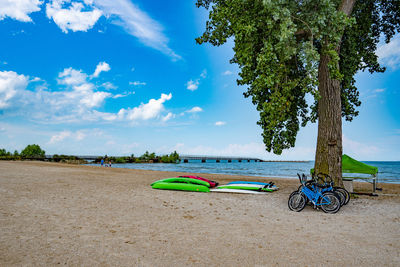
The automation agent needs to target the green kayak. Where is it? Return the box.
[150,177,210,187]
[152,182,210,192]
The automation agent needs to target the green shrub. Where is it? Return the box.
[20,144,45,159]
[114,157,126,163]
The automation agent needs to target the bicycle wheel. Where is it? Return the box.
[291,188,309,204]
[319,192,341,214]
[333,189,345,207]
[334,187,350,205]
[288,191,306,212]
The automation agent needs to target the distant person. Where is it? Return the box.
[109,160,112,167]
[101,158,104,166]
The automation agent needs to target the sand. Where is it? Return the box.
[0,161,399,266]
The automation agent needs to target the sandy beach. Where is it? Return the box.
[0,161,399,266]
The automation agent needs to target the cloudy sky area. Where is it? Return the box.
[0,0,399,160]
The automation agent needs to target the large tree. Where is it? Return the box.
[20,144,46,159]
[196,0,400,185]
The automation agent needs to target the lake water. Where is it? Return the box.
[88,161,400,184]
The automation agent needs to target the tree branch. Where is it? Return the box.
[292,16,313,45]
[295,29,310,38]
[339,0,356,16]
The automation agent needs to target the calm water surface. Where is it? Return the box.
[88,161,400,184]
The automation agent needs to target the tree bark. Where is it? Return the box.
[314,0,356,187]
[315,53,344,186]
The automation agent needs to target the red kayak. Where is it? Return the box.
[178,175,219,188]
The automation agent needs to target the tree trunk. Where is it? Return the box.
[314,0,356,187]
[314,53,343,187]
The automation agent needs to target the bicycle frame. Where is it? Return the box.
[300,181,333,207]
[291,173,342,213]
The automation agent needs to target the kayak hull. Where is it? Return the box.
[150,177,210,187]
[217,184,277,192]
[228,181,270,185]
[210,188,268,194]
[226,181,279,191]
[152,182,210,192]
[179,175,218,187]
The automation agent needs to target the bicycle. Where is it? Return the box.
[288,173,341,214]
[292,173,350,206]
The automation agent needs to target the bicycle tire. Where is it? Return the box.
[288,191,306,212]
[333,189,345,207]
[319,192,341,214]
[296,185,310,204]
[334,187,350,205]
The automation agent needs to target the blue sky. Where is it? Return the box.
[0,0,399,161]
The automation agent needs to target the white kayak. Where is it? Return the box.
[210,188,269,194]
[217,183,279,191]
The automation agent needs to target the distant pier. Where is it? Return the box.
[46,155,265,163]
[46,155,309,163]
[178,155,263,163]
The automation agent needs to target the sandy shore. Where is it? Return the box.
[0,161,399,266]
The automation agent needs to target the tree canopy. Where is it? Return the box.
[20,144,46,159]
[196,0,400,155]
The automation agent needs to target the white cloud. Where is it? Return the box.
[215,121,226,126]
[90,110,119,121]
[343,135,380,157]
[2,1,180,60]
[365,88,386,99]
[57,67,111,109]
[186,70,207,91]
[187,106,202,113]
[0,0,42,22]
[186,79,199,91]
[0,65,113,122]
[31,77,42,82]
[49,129,96,144]
[0,70,29,109]
[49,130,72,144]
[129,81,146,86]
[377,35,400,70]
[162,112,174,122]
[112,94,125,99]
[101,81,116,90]
[93,0,181,60]
[80,90,110,108]
[92,61,110,78]
[46,0,102,33]
[222,70,233,76]
[58,67,87,85]
[121,93,172,121]
[0,65,173,124]
[200,69,207,79]
[112,91,134,99]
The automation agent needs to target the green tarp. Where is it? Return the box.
[310,154,378,175]
[342,154,378,175]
